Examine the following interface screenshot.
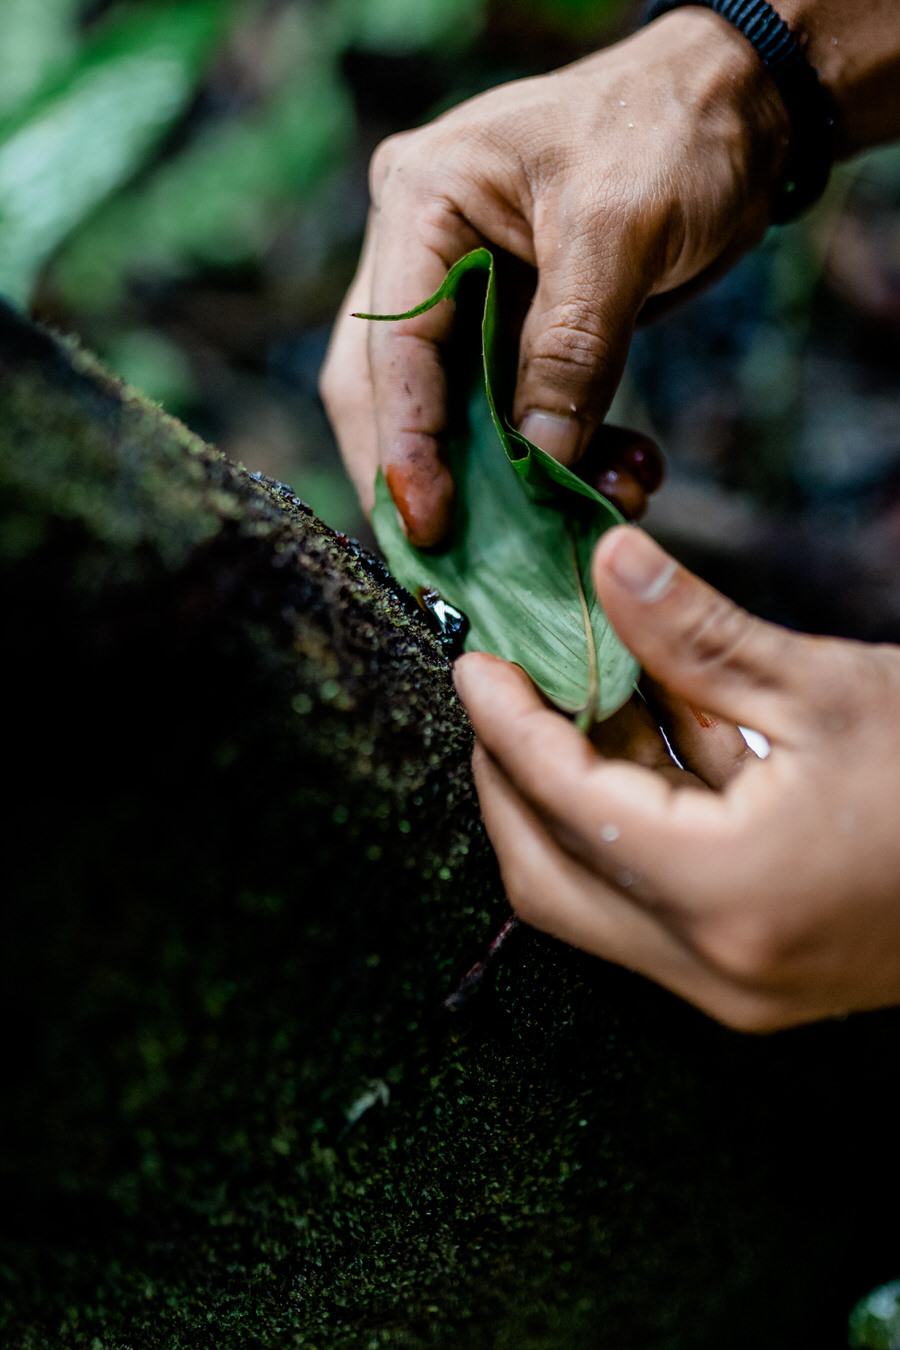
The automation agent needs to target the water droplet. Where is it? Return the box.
[619,100,627,107]
[739,726,770,758]
[617,868,635,888]
[600,823,620,843]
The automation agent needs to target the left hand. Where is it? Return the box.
[320,13,786,545]
[454,526,900,1032]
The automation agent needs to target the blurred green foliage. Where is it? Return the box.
[0,0,633,531]
[2,0,567,311]
[6,0,896,567]
[0,0,228,304]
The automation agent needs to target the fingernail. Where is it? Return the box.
[385,462,452,550]
[519,412,581,464]
[622,440,664,492]
[453,651,491,702]
[604,528,676,601]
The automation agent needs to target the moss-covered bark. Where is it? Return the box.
[0,299,897,1350]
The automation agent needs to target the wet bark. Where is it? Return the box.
[0,299,896,1350]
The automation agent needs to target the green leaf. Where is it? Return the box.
[52,1,355,309]
[366,248,639,726]
[0,0,79,117]
[0,0,226,306]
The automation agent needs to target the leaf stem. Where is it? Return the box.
[571,528,597,735]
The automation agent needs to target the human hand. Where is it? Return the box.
[320,9,789,546]
[454,526,900,1032]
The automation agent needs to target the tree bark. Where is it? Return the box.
[1,298,896,1350]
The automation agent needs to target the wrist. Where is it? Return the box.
[771,0,900,157]
[644,1,835,220]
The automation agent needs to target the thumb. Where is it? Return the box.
[513,227,650,466]
[593,527,820,742]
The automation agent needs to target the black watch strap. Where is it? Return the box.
[644,0,836,223]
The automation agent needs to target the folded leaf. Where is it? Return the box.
[365,248,639,726]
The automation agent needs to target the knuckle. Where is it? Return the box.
[411,193,468,261]
[677,593,753,672]
[524,309,615,392]
[368,131,417,197]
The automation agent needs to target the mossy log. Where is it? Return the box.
[1,298,897,1350]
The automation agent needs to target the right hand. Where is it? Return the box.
[455,526,900,1032]
[320,8,790,546]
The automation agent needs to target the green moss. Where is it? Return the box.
[1,297,899,1348]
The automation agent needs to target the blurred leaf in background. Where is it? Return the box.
[0,0,79,116]
[53,3,354,309]
[513,0,634,39]
[334,0,485,56]
[0,0,228,306]
[0,0,515,535]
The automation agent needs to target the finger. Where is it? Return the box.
[474,742,697,971]
[454,653,719,897]
[577,426,665,521]
[593,527,832,745]
[640,676,759,791]
[513,207,653,465]
[319,218,379,514]
[588,691,702,789]
[366,142,482,548]
[473,743,783,1031]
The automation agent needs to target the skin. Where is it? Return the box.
[322,2,900,1027]
[321,8,789,543]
